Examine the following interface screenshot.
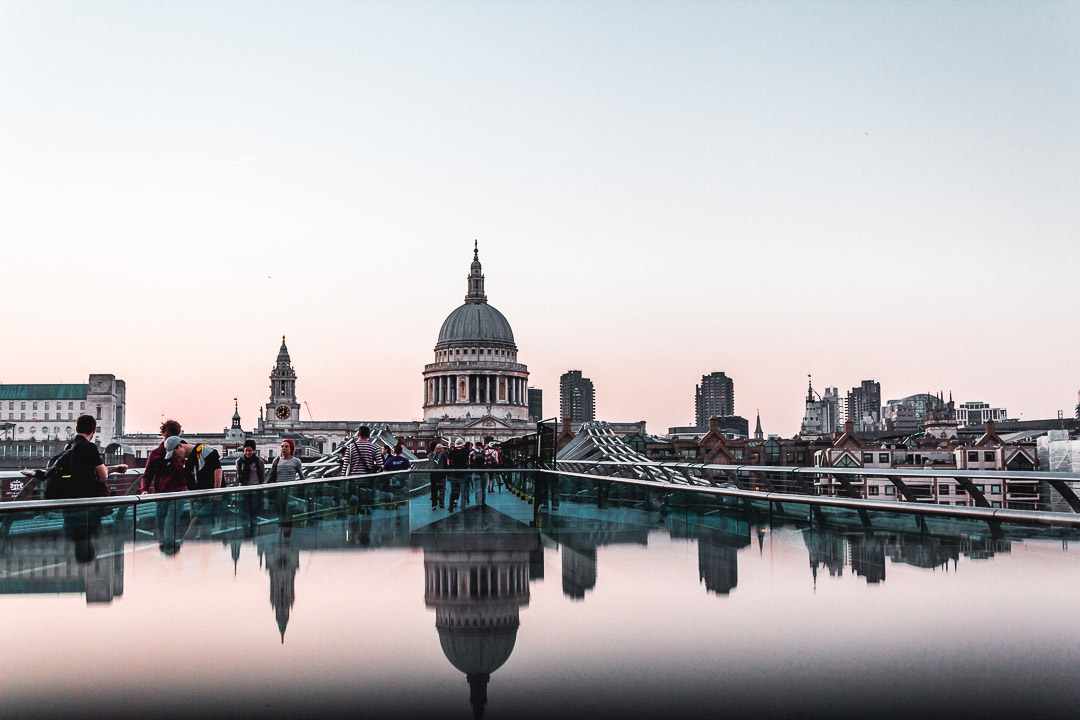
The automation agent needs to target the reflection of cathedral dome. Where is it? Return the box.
[424,542,533,719]
[438,624,518,677]
[437,303,515,348]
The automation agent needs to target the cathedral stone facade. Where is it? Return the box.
[423,244,531,424]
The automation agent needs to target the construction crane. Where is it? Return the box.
[304,401,314,421]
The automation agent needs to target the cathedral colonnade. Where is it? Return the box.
[425,372,529,409]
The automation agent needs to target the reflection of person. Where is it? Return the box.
[428,442,448,510]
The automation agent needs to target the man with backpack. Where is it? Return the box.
[180,439,223,538]
[428,441,448,510]
[24,415,128,563]
[30,413,128,500]
[469,441,488,508]
[342,426,383,476]
[342,426,383,514]
[446,438,471,512]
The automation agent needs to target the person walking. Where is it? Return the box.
[342,426,384,476]
[235,439,266,534]
[485,443,504,493]
[447,438,470,512]
[428,442,448,510]
[382,443,411,472]
[268,439,305,483]
[469,441,488,508]
[235,440,266,486]
[342,426,384,514]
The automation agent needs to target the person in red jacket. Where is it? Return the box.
[142,420,189,553]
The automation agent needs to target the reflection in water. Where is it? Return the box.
[418,524,537,718]
[3,479,1080,719]
[0,511,124,604]
[664,509,750,595]
[560,545,596,599]
[260,531,300,643]
[804,525,1013,587]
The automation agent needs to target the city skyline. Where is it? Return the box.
[2,1,1077,437]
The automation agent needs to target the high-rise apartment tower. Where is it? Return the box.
[560,371,595,423]
[695,372,735,427]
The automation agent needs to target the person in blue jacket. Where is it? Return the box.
[383,443,411,472]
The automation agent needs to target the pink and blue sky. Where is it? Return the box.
[1,1,1077,437]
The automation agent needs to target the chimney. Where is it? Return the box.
[709,416,719,433]
[985,419,995,434]
[562,418,572,434]
[844,420,854,435]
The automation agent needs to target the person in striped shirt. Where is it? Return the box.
[342,426,384,476]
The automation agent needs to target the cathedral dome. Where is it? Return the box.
[434,243,517,349]
[437,303,515,348]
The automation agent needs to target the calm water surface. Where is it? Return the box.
[3,486,1080,720]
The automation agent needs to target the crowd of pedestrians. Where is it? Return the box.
[32,415,512,558]
[435,438,502,512]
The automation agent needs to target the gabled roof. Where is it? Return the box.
[973,423,1005,448]
[0,384,89,400]
[832,424,865,450]
[463,414,514,430]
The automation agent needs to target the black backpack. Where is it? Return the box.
[43,445,79,500]
[43,442,107,500]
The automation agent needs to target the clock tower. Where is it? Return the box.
[264,336,301,430]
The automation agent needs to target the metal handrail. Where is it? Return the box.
[544,467,1080,529]
[4,466,1080,530]
[555,458,1080,514]
[0,468,410,514]
[558,459,1080,483]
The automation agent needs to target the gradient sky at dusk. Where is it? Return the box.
[2,1,1077,436]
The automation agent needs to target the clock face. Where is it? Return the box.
[275,404,291,420]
